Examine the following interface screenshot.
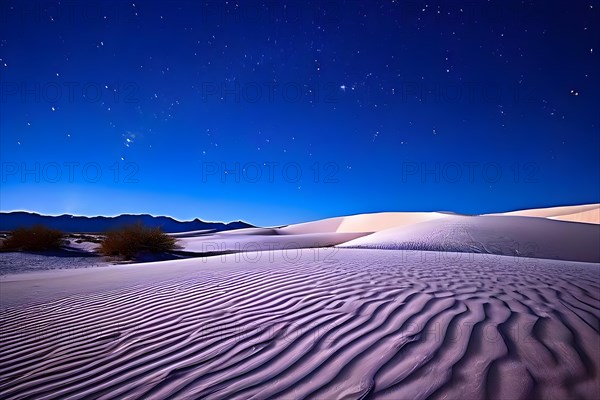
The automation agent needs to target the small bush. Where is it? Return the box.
[1,225,65,251]
[99,223,178,260]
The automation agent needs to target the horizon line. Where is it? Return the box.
[1,202,598,227]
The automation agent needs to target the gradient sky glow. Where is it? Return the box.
[1,1,599,226]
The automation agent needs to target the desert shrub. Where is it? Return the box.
[99,223,178,260]
[1,225,65,251]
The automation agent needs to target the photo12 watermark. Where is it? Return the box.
[0,81,140,105]
[399,162,540,184]
[200,161,340,184]
[1,161,140,184]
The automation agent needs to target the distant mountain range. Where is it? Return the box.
[0,212,253,233]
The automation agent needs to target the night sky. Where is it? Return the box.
[1,1,598,226]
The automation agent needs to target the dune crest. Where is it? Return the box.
[281,212,447,234]
[488,204,600,224]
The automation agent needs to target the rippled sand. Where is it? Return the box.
[1,249,598,399]
[0,251,108,275]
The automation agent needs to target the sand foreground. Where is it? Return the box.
[1,249,599,399]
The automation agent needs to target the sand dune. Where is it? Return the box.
[1,249,599,399]
[280,212,447,234]
[280,204,599,236]
[550,208,600,224]
[339,215,600,263]
[170,229,218,238]
[177,232,367,254]
[489,204,600,224]
[175,213,450,256]
[218,227,281,235]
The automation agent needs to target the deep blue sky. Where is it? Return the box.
[1,0,599,226]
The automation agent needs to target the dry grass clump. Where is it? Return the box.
[0,225,65,251]
[99,223,178,260]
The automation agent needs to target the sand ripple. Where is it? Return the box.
[1,250,599,399]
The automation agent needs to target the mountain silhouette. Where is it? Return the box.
[0,212,253,233]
